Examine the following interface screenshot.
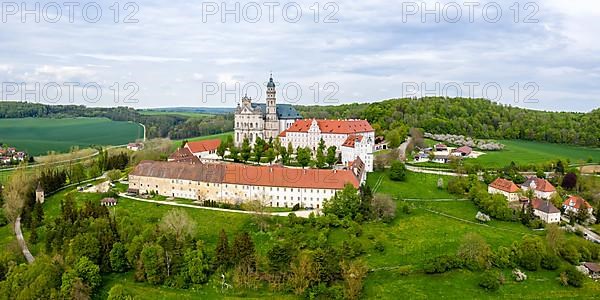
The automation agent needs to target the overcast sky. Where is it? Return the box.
[1,0,599,112]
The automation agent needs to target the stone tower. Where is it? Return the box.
[35,182,44,204]
[264,74,279,140]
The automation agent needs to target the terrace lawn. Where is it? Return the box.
[0,118,143,155]
[172,131,233,149]
[367,170,456,199]
[467,140,600,168]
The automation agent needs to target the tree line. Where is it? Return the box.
[295,97,600,147]
[0,101,233,140]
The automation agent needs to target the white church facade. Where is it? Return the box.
[234,75,302,146]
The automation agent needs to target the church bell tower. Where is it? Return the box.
[265,74,279,140]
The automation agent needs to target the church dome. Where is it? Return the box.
[267,75,275,88]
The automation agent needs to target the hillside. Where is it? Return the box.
[295,98,600,147]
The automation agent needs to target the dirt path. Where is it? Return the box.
[119,193,314,218]
[14,216,34,264]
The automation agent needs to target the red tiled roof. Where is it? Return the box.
[489,178,520,193]
[130,160,224,182]
[283,119,374,135]
[563,195,592,210]
[453,146,472,154]
[168,147,201,164]
[222,163,359,190]
[342,135,363,148]
[131,160,359,190]
[185,139,221,153]
[522,177,556,192]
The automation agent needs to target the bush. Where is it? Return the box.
[292,203,300,211]
[541,254,561,270]
[424,255,462,274]
[559,266,585,287]
[396,265,412,276]
[479,271,502,291]
[559,244,581,265]
[0,209,7,227]
[373,241,385,253]
[389,161,407,181]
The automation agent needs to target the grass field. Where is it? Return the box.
[366,170,456,199]
[0,118,143,155]
[466,140,600,168]
[172,132,233,149]
[6,169,599,298]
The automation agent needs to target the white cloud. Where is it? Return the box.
[77,53,190,63]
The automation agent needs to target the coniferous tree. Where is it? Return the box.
[215,229,231,269]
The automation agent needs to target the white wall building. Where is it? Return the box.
[531,198,561,223]
[128,160,364,209]
[279,119,375,172]
[521,177,557,199]
[488,178,520,202]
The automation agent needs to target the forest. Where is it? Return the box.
[295,97,600,147]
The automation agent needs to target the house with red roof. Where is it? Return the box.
[488,178,520,202]
[452,146,473,157]
[279,118,375,171]
[520,176,556,199]
[184,139,222,161]
[563,195,593,215]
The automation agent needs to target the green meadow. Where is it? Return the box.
[469,140,600,168]
[0,118,143,155]
[4,164,599,298]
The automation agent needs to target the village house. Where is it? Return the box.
[431,155,449,164]
[128,160,364,209]
[488,178,520,202]
[583,262,600,279]
[434,143,447,152]
[373,136,388,151]
[184,139,222,161]
[167,147,201,164]
[279,119,375,172]
[452,146,472,157]
[520,177,556,199]
[127,142,144,151]
[531,198,561,223]
[563,195,593,215]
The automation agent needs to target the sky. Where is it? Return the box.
[0,0,599,112]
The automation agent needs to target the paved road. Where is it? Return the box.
[397,137,412,161]
[119,193,315,218]
[14,216,35,264]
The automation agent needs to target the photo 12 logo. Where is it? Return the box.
[1,81,140,104]
[401,1,539,23]
[1,1,139,23]
[402,81,539,103]
[200,2,339,23]
[201,80,340,105]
